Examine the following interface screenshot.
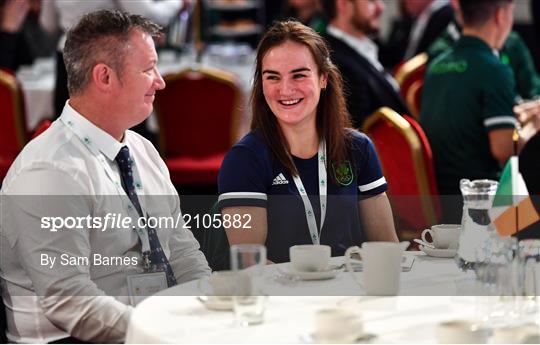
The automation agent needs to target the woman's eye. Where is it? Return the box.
[293,74,306,79]
[265,76,278,81]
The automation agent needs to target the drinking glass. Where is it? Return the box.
[230,244,267,326]
[516,239,540,315]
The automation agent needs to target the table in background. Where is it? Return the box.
[126,253,539,343]
[16,50,254,137]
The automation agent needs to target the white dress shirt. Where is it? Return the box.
[0,103,210,343]
[327,25,400,92]
[40,0,183,51]
[404,0,450,59]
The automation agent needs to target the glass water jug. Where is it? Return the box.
[456,179,499,271]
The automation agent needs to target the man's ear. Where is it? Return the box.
[92,63,113,92]
[493,4,509,28]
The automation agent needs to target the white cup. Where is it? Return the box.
[197,271,236,297]
[345,242,404,296]
[290,244,331,272]
[421,224,461,249]
[314,308,363,343]
[435,320,489,344]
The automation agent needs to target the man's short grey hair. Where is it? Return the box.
[63,9,162,96]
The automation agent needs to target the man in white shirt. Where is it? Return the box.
[321,0,410,128]
[0,10,210,343]
[40,0,184,140]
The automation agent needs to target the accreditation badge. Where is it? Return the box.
[127,271,168,306]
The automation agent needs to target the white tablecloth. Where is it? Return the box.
[125,253,539,343]
[16,60,56,131]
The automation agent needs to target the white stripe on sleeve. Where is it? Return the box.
[358,177,387,192]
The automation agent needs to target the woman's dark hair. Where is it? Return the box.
[251,20,352,176]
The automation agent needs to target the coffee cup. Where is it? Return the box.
[344,242,404,296]
[197,271,236,297]
[435,320,489,344]
[421,224,460,249]
[290,245,331,272]
[314,308,363,343]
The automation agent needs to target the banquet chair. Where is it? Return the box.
[154,66,243,185]
[0,69,27,182]
[405,79,424,120]
[362,107,441,240]
[394,53,428,102]
[31,120,52,139]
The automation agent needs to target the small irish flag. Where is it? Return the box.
[489,156,540,236]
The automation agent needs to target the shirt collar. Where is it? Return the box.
[59,101,125,161]
[327,25,383,71]
[459,35,499,57]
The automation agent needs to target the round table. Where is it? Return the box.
[126,253,539,343]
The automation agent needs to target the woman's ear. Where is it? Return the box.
[321,73,328,89]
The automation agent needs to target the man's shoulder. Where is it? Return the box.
[1,121,92,192]
[324,33,364,64]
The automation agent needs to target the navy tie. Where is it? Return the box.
[115,146,177,287]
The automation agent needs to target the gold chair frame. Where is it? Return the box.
[406,79,424,120]
[394,53,428,87]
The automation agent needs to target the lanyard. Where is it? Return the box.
[61,116,152,256]
[291,141,327,245]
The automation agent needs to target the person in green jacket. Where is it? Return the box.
[427,0,540,100]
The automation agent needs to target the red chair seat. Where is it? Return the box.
[154,67,242,186]
[166,153,225,185]
[363,107,441,239]
[0,157,14,183]
[1,68,27,182]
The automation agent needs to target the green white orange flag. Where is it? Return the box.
[489,156,539,236]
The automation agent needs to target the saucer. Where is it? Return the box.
[279,265,342,281]
[420,245,457,258]
[196,295,233,311]
[300,331,376,344]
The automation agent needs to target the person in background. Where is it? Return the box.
[320,0,410,129]
[1,10,209,343]
[420,0,540,223]
[0,0,55,71]
[280,0,326,32]
[531,0,540,58]
[218,20,397,264]
[428,0,540,100]
[380,0,453,68]
[40,0,184,144]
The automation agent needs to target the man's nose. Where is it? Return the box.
[154,70,165,90]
